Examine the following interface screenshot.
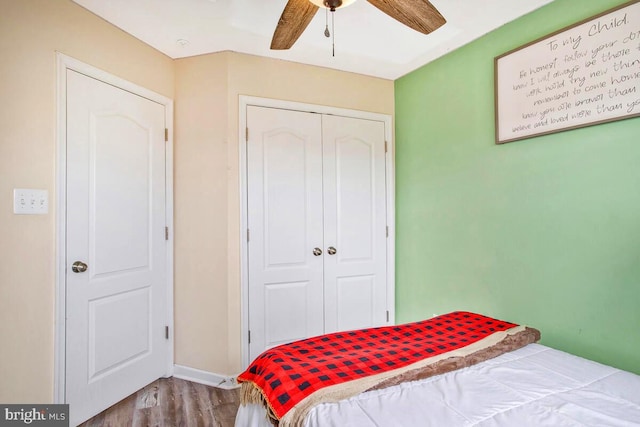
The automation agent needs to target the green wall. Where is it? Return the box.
[395,0,640,374]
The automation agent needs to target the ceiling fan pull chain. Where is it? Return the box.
[332,9,335,57]
[324,8,330,38]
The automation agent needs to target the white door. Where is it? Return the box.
[246,106,389,361]
[65,70,169,425]
[322,115,388,333]
[246,106,325,362]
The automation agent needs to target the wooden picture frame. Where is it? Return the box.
[495,0,640,144]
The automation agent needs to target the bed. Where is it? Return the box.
[235,312,640,427]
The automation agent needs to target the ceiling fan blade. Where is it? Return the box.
[366,0,446,34]
[271,0,320,50]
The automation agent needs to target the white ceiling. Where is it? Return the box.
[72,0,554,80]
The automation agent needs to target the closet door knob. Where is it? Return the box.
[72,261,88,273]
[313,248,322,256]
[327,246,337,255]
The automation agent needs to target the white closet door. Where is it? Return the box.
[322,115,388,333]
[247,106,325,362]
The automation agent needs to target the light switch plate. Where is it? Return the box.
[14,189,49,215]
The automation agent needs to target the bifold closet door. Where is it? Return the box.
[246,106,325,362]
[322,115,388,333]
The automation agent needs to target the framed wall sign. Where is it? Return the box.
[495,0,640,144]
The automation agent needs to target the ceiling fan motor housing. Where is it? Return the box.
[324,0,343,11]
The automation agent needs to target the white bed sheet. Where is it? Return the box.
[235,343,640,426]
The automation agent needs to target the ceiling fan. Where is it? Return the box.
[271,0,446,50]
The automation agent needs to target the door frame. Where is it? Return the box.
[54,53,175,403]
[238,96,395,368]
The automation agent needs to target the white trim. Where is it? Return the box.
[164,101,176,380]
[238,97,250,371]
[54,53,68,405]
[173,365,240,390]
[384,118,396,327]
[238,95,395,369]
[54,52,175,403]
[239,95,393,123]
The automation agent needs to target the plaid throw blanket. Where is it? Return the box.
[238,312,539,426]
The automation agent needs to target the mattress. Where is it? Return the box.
[235,343,640,426]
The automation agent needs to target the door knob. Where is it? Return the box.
[327,246,337,255]
[72,261,88,273]
[313,248,322,256]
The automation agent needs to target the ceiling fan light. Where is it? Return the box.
[308,0,357,9]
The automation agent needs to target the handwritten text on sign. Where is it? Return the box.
[495,1,640,143]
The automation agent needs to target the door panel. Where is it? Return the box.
[92,113,151,274]
[66,70,168,425]
[263,132,309,267]
[247,106,324,362]
[336,276,375,330]
[335,137,375,261]
[88,288,151,379]
[265,281,313,345]
[322,115,387,333]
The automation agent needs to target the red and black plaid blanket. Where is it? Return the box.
[237,311,537,425]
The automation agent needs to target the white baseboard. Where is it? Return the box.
[173,364,240,390]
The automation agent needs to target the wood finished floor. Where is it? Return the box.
[79,377,241,427]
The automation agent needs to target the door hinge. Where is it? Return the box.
[165,326,169,339]
[386,226,389,238]
[247,229,250,242]
[248,330,251,344]
[386,310,390,322]
[165,128,169,142]
[384,140,388,153]
[165,226,169,241]
[246,127,249,141]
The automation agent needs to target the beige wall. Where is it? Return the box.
[0,0,174,402]
[174,52,394,374]
[173,52,230,371]
[1,0,394,402]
